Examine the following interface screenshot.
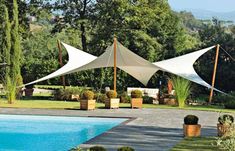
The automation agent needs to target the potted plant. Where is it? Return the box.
[131,90,143,109]
[217,114,234,137]
[80,90,96,110]
[183,115,201,137]
[24,84,34,97]
[105,90,120,109]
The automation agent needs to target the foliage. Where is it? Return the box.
[216,125,235,151]
[21,28,82,85]
[0,0,22,103]
[120,92,131,103]
[197,18,235,92]
[131,90,142,98]
[81,90,94,100]
[143,96,154,104]
[184,115,199,125]
[222,92,235,109]
[171,137,220,151]
[95,93,107,103]
[106,90,117,98]
[218,114,234,125]
[117,146,135,151]
[172,76,191,108]
[54,87,83,101]
[89,146,106,151]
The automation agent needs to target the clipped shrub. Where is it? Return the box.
[172,76,191,108]
[117,146,135,151]
[89,146,106,151]
[131,90,142,98]
[184,115,199,125]
[143,96,154,104]
[218,114,234,125]
[106,90,117,98]
[120,92,131,103]
[81,90,94,100]
[95,93,107,103]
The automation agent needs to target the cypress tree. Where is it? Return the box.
[0,1,13,103]
[8,0,22,103]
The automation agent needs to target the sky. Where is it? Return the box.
[168,0,235,12]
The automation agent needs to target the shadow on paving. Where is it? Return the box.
[80,125,218,151]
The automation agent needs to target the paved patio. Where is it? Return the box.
[0,108,224,151]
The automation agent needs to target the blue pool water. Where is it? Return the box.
[0,114,126,151]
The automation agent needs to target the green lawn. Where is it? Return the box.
[171,137,222,151]
[0,99,235,113]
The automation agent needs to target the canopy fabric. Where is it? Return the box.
[25,42,97,86]
[25,41,222,93]
[153,46,216,88]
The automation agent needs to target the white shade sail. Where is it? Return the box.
[24,41,222,93]
[153,46,215,88]
[25,42,97,86]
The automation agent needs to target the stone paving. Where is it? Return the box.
[0,108,226,151]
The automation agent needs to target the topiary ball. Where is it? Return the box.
[118,146,135,151]
[131,90,142,98]
[82,90,94,100]
[218,114,234,125]
[90,146,106,151]
[184,115,199,125]
[106,90,117,98]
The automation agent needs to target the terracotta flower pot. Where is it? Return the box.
[105,98,120,109]
[131,98,143,109]
[80,99,96,110]
[24,88,34,97]
[183,124,201,137]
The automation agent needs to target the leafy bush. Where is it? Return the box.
[218,114,234,125]
[54,87,82,101]
[95,93,107,103]
[143,96,154,104]
[106,90,117,98]
[184,115,199,125]
[216,125,235,150]
[131,90,142,98]
[224,100,235,109]
[81,90,94,100]
[89,146,106,151]
[172,76,191,108]
[120,92,131,103]
[223,92,235,109]
[117,146,135,151]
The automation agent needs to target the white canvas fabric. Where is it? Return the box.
[153,46,223,93]
[24,42,222,93]
[25,42,97,86]
[63,42,159,85]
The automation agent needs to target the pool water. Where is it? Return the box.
[0,114,126,151]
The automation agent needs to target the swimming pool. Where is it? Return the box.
[0,114,126,151]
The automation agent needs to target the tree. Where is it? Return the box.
[6,0,23,103]
[0,1,11,85]
[197,18,235,92]
[53,0,95,51]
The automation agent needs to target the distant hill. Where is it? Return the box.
[174,8,235,23]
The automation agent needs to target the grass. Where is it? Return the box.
[171,137,222,151]
[0,98,235,113]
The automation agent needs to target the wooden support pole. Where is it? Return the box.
[57,40,66,89]
[113,37,117,92]
[209,44,220,103]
